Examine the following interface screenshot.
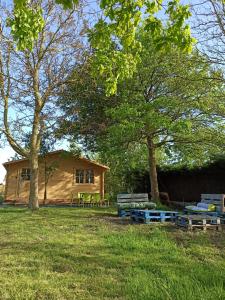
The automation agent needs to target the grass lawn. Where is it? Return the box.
[0,207,225,300]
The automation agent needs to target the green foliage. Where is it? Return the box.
[14,0,79,9]
[12,0,195,94]
[55,0,79,9]
[89,0,195,94]
[101,144,150,195]
[58,29,225,195]
[11,0,79,50]
[69,142,82,157]
[102,31,225,165]
[8,2,45,51]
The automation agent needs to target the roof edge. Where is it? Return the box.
[3,150,109,170]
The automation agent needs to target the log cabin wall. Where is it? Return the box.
[4,152,107,204]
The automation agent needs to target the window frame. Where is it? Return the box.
[86,169,94,184]
[75,169,85,184]
[21,168,31,181]
[74,169,95,184]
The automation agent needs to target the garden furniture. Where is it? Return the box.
[185,194,225,214]
[176,214,222,231]
[117,193,156,217]
[131,210,179,224]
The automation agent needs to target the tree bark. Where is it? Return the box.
[147,136,160,202]
[29,151,39,210]
[44,159,47,205]
[29,106,41,210]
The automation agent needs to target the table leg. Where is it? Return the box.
[188,219,192,231]
[202,219,207,231]
[217,218,222,231]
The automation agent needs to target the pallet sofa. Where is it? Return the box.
[185,194,225,214]
[117,193,156,217]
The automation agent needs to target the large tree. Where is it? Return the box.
[0,0,86,209]
[58,32,225,201]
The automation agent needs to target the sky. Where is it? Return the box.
[0,147,15,183]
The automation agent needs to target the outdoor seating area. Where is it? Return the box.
[71,192,110,207]
[117,193,225,231]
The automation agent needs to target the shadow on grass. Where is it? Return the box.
[0,207,28,213]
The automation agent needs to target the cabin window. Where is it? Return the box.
[76,169,84,184]
[75,169,94,184]
[21,168,31,181]
[86,169,94,184]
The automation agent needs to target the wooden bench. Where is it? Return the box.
[201,194,225,213]
[117,193,155,217]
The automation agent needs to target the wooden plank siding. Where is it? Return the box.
[3,151,109,204]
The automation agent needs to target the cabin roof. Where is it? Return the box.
[3,150,109,170]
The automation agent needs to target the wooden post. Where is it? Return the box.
[100,172,105,202]
[15,169,21,202]
[4,166,9,202]
[221,195,225,213]
[217,217,222,231]
[188,218,192,231]
[202,218,207,231]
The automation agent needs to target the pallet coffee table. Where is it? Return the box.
[176,214,222,231]
[131,210,179,224]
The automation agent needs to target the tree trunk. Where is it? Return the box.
[29,151,39,210]
[147,136,160,202]
[44,159,47,205]
[29,105,41,210]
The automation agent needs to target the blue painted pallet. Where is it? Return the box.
[118,209,133,217]
[131,210,179,224]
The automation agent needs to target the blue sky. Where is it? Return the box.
[0,148,15,183]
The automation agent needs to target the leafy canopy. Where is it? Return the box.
[11,0,195,94]
[10,0,79,50]
[58,30,225,168]
[90,0,195,94]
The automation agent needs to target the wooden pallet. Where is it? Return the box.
[183,209,220,217]
[131,210,179,224]
[218,214,225,224]
[117,193,156,216]
[176,214,222,231]
[118,209,133,217]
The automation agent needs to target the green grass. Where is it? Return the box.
[0,207,225,300]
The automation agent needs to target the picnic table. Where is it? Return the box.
[176,214,222,231]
